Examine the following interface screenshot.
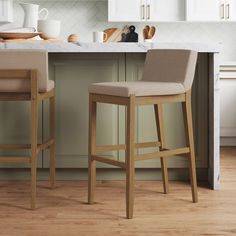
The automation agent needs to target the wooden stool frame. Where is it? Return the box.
[0,69,55,209]
[88,91,198,219]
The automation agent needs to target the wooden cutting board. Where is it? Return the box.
[104,26,129,42]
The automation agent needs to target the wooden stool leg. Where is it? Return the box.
[30,72,38,210]
[88,94,97,204]
[49,94,56,189]
[154,104,169,194]
[182,91,198,203]
[126,95,135,219]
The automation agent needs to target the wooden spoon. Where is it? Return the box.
[148,26,156,39]
[143,28,148,40]
[145,25,150,33]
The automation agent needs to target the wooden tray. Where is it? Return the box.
[0,39,63,43]
[0,32,41,40]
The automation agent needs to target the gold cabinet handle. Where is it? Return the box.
[141,4,145,20]
[226,3,230,19]
[220,3,225,19]
[146,4,150,20]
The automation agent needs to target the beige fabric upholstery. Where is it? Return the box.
[0,49,54,93]
[142,49,198,92]
[89,81,185,97]
[89,49,198,97]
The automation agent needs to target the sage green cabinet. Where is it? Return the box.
[0,102,43,168]
[43,54,125,168]
[42,53,208,170]
[0,52,210,181]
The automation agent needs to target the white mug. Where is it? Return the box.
[38,20,61,39]
[93,31,107,43]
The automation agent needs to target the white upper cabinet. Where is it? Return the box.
[108,0,236,22]
[186,0,236,21]
[147,0,185,21]
[108,0,184,22]
[0,0,13,22]
[225,0,236,21]
[108,0,142,22]
[186,0,220,21]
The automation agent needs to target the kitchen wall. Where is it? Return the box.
[1,0,236,62]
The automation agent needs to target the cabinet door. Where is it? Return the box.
[0,102,43,168]
[147,0,185,21]
[186,0,220,21]
[43,54,125,168]
[0,0,13,22]
[108,0,142,22]
[226,0,236,21]
[220,79,236,136]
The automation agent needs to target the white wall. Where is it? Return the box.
[1,0,236,62]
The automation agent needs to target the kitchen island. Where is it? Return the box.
[0,42,220,189]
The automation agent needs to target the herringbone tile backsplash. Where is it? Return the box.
[0,0,236,61]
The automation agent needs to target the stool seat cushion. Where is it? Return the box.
[0,79,55,93]
[89,81,186,97]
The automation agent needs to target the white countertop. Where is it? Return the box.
[0,42,220,53]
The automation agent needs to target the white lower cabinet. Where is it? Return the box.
[220,64,236,137]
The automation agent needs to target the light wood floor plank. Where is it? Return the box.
[0,147,235,235]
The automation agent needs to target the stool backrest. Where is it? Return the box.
[142,49,198,92]
[0,49,48,92]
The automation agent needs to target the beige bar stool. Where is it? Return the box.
[0,49,55,209]
[88,49,198,219]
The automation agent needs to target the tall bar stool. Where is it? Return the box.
[88,49,198,219]
[0,49,55,209]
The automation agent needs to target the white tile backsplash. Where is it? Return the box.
[0,0,236,61]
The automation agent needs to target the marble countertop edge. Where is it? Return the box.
[0,42,221,53]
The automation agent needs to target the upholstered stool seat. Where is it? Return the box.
[88,49,198,219]
[89,81,186,97]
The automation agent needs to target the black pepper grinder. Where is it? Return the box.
[125,25,138,42]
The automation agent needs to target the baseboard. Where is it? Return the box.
[221,137,236,146]
[0,168,208,181]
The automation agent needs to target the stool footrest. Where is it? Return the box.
[37,139,55,153]
[91,155,126,168]
[0,139,55,152]
[96,141,161,152]
[0,156,31,163]
[135,147,190,161]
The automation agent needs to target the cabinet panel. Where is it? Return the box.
[0,102,43,168]
[220,64,236,136]
[0,0,13,22]
[186,0,220,21]
[44,54,124,168]
[226,0,236,21]
[108,0,141,22]
[148,0,185,21]
[220,79,236,136]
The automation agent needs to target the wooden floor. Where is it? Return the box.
[0,148,236,236]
